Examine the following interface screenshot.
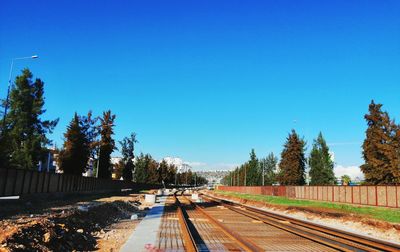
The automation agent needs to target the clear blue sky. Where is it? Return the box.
[1,1,399,171]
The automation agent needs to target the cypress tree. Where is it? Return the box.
[159,160,169,184]
[59,113,90,175]
[361,101,400,184]
[167,164,177,184]
[134,153,148,183]
[0,69,58,169]
[119,133,137,181]
[260,152,278,185]
[97,110,116,179]
[247,149,260,185]
[308,132,335,185]
[278,129,306,185]
[134,153,158,183]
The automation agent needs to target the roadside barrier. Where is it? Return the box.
[217,185,400,208]
[0,167,157,197]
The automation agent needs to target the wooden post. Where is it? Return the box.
[27,171,33,194]
[2,168,9,196]
[386,186,388,207]
[20,170,27,194]
[351,186,354,204]
[12,169,18,195]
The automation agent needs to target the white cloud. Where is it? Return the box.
[334,165,364,180]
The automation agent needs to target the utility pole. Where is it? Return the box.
[244,166,247,186]
[262,160,265,186]
[2,55,39,131]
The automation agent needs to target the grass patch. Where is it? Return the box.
[214,190,400,223]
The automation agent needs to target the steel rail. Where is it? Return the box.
[202,193,400,252]
[174,193,198,252]
[183,195,264,252]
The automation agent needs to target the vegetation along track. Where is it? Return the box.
[201,192,400,252]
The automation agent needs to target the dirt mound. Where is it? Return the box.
[0,201,139,252]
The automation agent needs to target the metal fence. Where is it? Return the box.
[217,185,400,208]
[0,167,154,197]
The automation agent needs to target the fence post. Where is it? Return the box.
[386,186,388,207]
[375,186,378,206]
[47,173,51,193]
[21,169,27,194]
[41,172,46,193]
[12,169,18,195]
[2,168,9,196]
[57,174,61,192]
[35,172,40,193]
[28,171,33,194]
[351,186,354,204]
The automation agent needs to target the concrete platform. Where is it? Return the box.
[120,196,167,252]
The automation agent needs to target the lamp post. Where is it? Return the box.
[2,55,39,129]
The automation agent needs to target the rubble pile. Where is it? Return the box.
[0,200,141,252]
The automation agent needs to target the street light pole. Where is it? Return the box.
[2,55,39,130]
[244,165,247,186]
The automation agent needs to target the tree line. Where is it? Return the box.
[1,70,398,186]
[221,131,335,186]
[223,100,400,186]
[0,69,207,185]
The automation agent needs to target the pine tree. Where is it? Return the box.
[97,110,116,179]
[278,129,306,185]
[247,149,260,185]
[119,133,137,181]
[308,132,335,185]
[80,111,100,162]
[159,160,169,184]
[146,157,159,184]
[260,152,278,185]
[0,69,58,169]
[134,153,148,183]
[167,164,177,184]
[361,101,400,184]
[59,113,90,175]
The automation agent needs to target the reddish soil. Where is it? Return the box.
[0,193,148,252]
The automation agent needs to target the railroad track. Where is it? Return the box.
[174,191,262,251]
[200,192,400,252]
[170,190,400,251]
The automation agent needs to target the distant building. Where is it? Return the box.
[38,147,58,173]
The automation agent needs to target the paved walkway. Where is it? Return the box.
[120,196,167,252]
